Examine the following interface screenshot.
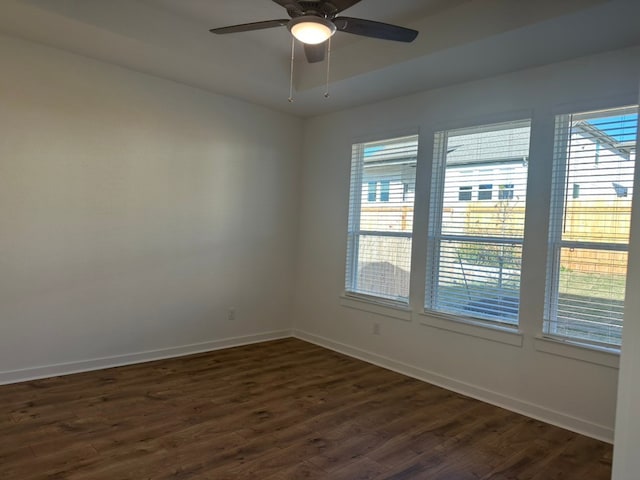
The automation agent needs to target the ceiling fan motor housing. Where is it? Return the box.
[290,2,340,18]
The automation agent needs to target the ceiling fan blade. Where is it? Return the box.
[304,42,326,63]
[210,19,289,35]
[325,0,362,14]
[333,17,418,42]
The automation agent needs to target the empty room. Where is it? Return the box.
[1,0,640,478]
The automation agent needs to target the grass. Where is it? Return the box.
[437,270,626,345]
[558,269,626,301]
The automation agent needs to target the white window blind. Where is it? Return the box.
[426,120,532,326]
[545,106,639,348]
[345,135,418,304]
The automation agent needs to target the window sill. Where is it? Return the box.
[418,311,523,347]
[340,294,412,321]
[534,336,619,369]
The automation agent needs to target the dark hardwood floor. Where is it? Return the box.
[0,338,612,479]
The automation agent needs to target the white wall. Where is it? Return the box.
[0,34,301,382]
[611,82,640,480]
[294,46,640,442]
[2,26,639,452]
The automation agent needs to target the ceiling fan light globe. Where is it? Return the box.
[288,16,336,44]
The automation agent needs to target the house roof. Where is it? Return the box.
[574,115,638,160]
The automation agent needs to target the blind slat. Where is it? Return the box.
[426,120,532,325]
[345,135,419,303]
[544,106,638,348]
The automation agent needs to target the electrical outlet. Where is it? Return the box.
[373,322,381,335]
[227,308,236,321]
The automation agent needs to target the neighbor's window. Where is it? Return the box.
[380,180,391,202]
[544,105,638,349]
[345,135,418,304]
[499,184,515,200]
[367,181,377,202]
[478,183,493,200]
[459,186,473,201]
[426,120,532,326]
[572,183,581,199]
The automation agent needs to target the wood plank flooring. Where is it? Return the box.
[0,338,612,479]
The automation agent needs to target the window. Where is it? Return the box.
[426,119,532,326]
[499,184,515,200]
[366,180,393,202]
[367,181,377,202]
[478,183,493,200]
[613,182,628,197]
[345,135,418,303]
[380,180,390,202]
[403,183,413,202]
[572,183,581,199]
[458,186,472,201]
[545,106,638,348]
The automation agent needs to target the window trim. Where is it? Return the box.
[340,294,412,321]
[534,335,619,368]
[418,311,523,347]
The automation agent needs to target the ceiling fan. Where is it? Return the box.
[209,0,419,64]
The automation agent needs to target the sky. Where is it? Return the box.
[587,113,638,143]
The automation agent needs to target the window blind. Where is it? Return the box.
[345,135,418,303]
[545,106,639,348]
[426,120,532,325]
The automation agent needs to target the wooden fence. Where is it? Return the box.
[359,200,632,275]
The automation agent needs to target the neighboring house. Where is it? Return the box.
[355,118,636,301]
[361,120,635,234]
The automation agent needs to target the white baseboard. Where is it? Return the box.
[293,329,614,443]
[0,330,292,386]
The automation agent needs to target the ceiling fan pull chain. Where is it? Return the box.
[288,37,295,103]
[324,36,331,99]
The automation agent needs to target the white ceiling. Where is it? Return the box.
[1,0,639,117]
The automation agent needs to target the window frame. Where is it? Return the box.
[543,105,639,350]
[344,134,419,306]
[425,118,533,329]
